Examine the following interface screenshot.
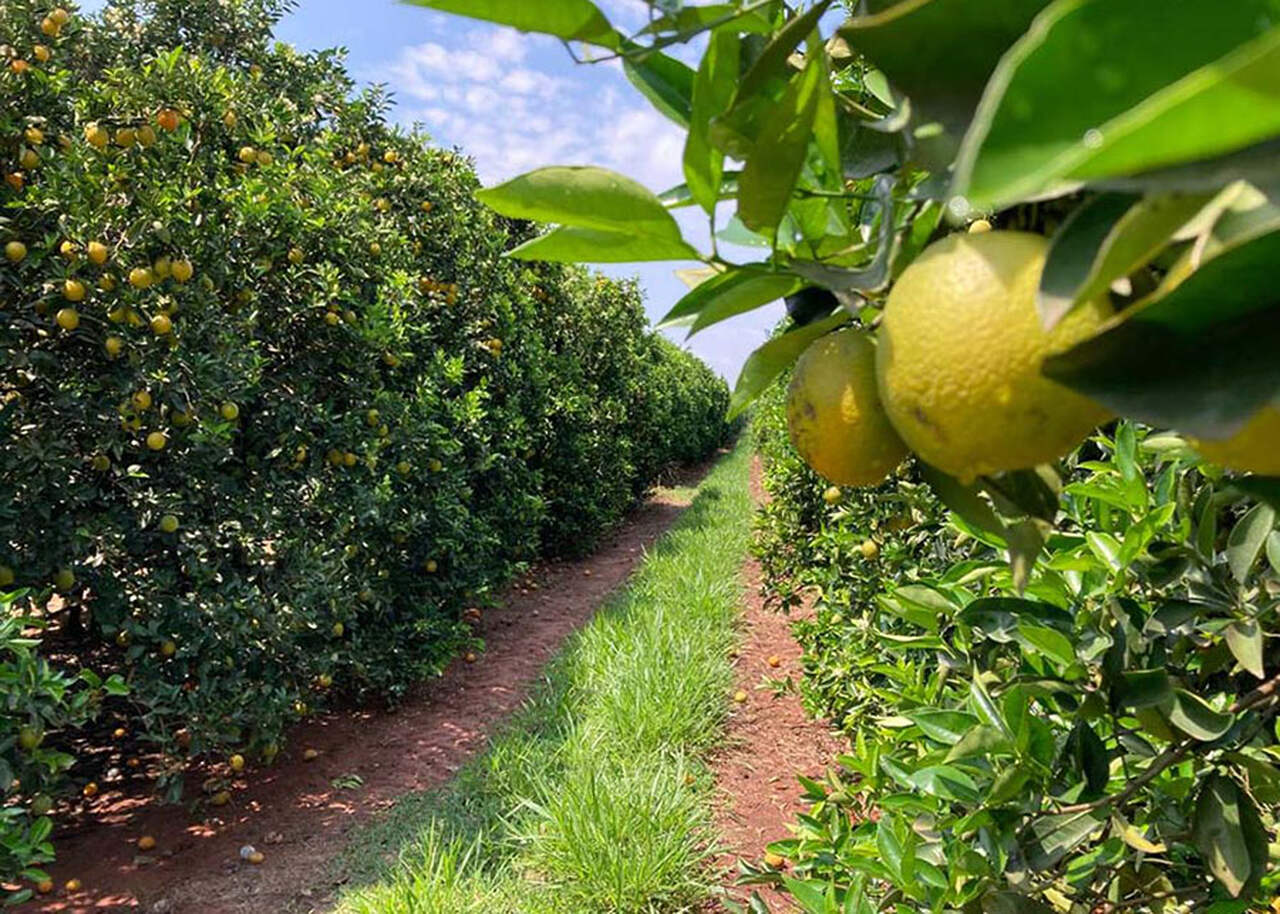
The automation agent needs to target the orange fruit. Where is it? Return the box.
[55,307,80,330]
[160,639,177,657]
[82,782,98,798]
[85,123,109,148]
[35,879,53,894]
[65,878,82,893]
[87,241,109,264]
[132,390,153,410]
[156,108,181,131]
[136,125,156,147]
[219,401,239,421]
[63,279,86,302]
[150,313,173,335]
[229,753,245,772]
[733,690,748,704]
[137,835,157,852]
[146,431,168,451]
[171,259,193,282]
[158,514,179,533]
[33,45,51,63]
[128,267,154,289]
[51,8,71,26]
[247,851,265,865]
[115,127,136,148]
[767,655,781,668]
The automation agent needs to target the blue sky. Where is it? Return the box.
[80,0,784,380]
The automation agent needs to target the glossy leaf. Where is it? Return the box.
[478,166,687,240]
[956,0,1280,209]
[683,29,740,214]
[659,265,799,329]
[1225,620,1265,679]
[1192,774,1265,896]
[739,52,826,236]
[1023,810,1106,871]
[727,311,849,418]
[1164,689,1233,742]
[622,46,696,127]
[507,225,700,263]
[404,0,620,47]
[1226,502,1277,583]
[1044,229,1280,438]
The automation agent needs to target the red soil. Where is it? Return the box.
[707,459,844,913]
[23,464,714,914]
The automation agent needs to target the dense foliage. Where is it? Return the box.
[0,0,728,897]
[753,365,1280,913]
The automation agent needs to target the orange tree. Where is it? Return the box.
[411,1,1280,910]
[0,0,728,898]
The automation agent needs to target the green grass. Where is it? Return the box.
[334,440,754,914]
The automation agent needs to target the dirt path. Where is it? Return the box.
[29,461,718,914]
[707,459,843,913]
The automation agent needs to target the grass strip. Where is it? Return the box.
[334,439,754,914]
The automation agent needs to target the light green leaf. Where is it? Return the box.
[739,53,825,236]
[1227,502,1277,582]
[403,0,619,47]
[623,46,695,127]
[727,311,849,418]
[947,724,1014,762]
[1192,774,1263,896]
[956,0,1280,210]
[1225,619,1265,679]
[1164,689,1234,742]
[1019,624,1077,667]
[659,265,801,330]
[478,166,686,240]
[507,225,700,263]
[683,29,740,215]
[908,710,979,744]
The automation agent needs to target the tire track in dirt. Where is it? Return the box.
[26,458,721,914]
[707,458,844,913]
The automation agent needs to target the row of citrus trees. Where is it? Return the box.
[751,357,1280,912]
[0,0,729,897]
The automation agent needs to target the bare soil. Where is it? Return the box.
[706,459,843,913]
[25,461,717,914]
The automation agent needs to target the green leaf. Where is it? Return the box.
[1269,530,1280,574]
[403,0,619,47]
[1040,192,1211,328]
[623,46,696,127]
[727,311,849,419]
[1019,624,1077,668]
[947,724,1014,762]
[1230,477,1280,514]
[1043,230,1280,439]
[839,0,1049,138]
[919,464,1006,538]
[1164,689,1234,742]
[478,166,687,240]
[1225,619,1265,679]
[1227,502,1277,583]
[956,0,1280,210]
[659,265,800,330]
[1113,670,1173,709]
[739,52,826,236]
[683,29,740,215]
[1023,810,1107,871]
[908,710,979,744]
[905,764,980,802]
[507,225,699,263]
[1039,193,1139,327]
[782,877,831,913]
[735,0,834,104]
[1193,774,1265,897]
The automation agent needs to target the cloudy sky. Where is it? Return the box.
[271,1,785,381]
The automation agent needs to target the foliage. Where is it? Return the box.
[755,375,1280,911]
[0,0,728,895]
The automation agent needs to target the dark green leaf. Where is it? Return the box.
[983,892,1056,914]
[1044,230,1280,438]
[1230,476,1280,514]
[908,709,978,744]
[403,0,619,47]
[956,1,1280,209]
[839,0,1048,138]
[659,265,801,330]
[1113,670,1173,709]
[1039,194,1139,327]
[727,311,849,418]
[947,724,1014,762]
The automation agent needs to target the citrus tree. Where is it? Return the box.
[409,0,1280,910]
[0,0,728,899]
